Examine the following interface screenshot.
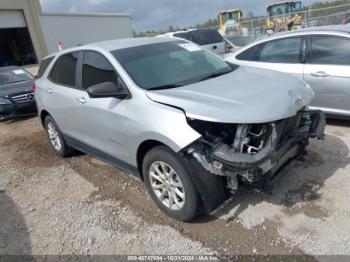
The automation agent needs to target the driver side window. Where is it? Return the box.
[82,51,119,90]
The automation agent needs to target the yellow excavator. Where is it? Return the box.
[265,1,302,33]
[218,9,244,36]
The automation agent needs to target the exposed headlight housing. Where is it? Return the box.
[0,97,12,105]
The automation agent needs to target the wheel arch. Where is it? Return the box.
[40,110,50,127]
[136,139,167,180]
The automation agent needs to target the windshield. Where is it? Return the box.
[0,68,32,86]
[112,41,233,90]
[269,3,290,17]
[227,36,252,47]
[222,11,239,23]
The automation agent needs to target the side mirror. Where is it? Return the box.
[87,81,129,99]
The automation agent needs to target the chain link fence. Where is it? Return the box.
[240,4,350,40]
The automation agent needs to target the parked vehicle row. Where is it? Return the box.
[226,24,350,118]
[34,37,325,221]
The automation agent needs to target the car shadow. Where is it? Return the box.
[192,132,349,223]
[1,115,37,124]
[0,192,31,256]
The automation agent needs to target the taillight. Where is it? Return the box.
[32,83,36,92]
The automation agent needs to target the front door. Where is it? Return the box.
[76,50,130,162]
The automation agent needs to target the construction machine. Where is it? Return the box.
[265,1,302,33]
[218,9,246,37]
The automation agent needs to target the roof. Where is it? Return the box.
[90,37,182,51]
[267,1,300,8]
[44,37,183,59]
[41,12,130,18]
[218,9,242,14]
[258,24,350,40]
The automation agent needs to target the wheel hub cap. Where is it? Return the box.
[149,161,185,211]
[47,122,62,152]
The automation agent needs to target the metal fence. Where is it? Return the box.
[240,4,350,39]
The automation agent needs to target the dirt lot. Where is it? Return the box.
[0,116,349,258]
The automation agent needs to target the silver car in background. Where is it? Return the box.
[159,28,226,56]
[226,24,350,118]
[35,37,325,221]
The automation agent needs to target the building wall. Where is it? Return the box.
[39,13,133,54]
[0,0,133,62]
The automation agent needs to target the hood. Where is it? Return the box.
[146,66,314,124]
[0,80,34,97]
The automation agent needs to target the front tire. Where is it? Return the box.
[44,115,74,157]
[142,146,200,221]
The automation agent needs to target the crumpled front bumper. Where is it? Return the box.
[212,110,326,169]
[209,110,326,188]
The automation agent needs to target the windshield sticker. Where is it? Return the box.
[12,69,27,75]
[179,43,202,52]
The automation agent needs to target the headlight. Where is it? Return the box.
[0,97,12,105]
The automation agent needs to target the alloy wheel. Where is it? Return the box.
[149,161,185,211]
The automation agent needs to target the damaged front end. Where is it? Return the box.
[185,109,326,192]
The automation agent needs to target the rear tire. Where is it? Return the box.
[142,145,199,221]
[44,115,74,157]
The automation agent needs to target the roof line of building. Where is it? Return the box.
[40,12,130,18]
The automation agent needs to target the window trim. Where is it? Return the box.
[80,49,131,98]
[48,51,81,89]
[235,44,263,61]
[306,34,350,66]
[253,36,305,64]
[38,56,54,79]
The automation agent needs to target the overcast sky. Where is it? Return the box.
[40,0,321,32]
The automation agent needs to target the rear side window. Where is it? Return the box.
[310,36,350,65]
[49,52,78,87]
[37,57,54,78]
[189,29,223,45]
[82,51,118,90]
[236,45,261,61]
[173,32,188,39]
[258,37,303,63]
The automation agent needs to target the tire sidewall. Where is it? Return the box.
[142,146,198,221]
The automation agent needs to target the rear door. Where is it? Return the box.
[304,35,350,115]
[189,29,225,56]
[44,51,84,139]
[76,50,130,161]
[247,36,305,79]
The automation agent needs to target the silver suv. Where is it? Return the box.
[35,37,325,221]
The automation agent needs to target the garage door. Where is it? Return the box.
[0,10,26,29]
[0,10,37,66]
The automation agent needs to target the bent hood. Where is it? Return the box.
[146,66,314,123]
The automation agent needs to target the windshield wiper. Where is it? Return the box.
[147,84,183,91]
[198,70,231,82]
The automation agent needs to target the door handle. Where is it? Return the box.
[311,71,329,77]
[76,97,86,104]
[212,45,217,50]
[48,88,53,94]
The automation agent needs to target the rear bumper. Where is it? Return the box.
[0,102,37,122]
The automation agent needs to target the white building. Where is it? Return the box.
[0,0,133,66]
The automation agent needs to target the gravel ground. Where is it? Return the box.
[0,116,349,258]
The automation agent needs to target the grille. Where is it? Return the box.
[11,93,35,103]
